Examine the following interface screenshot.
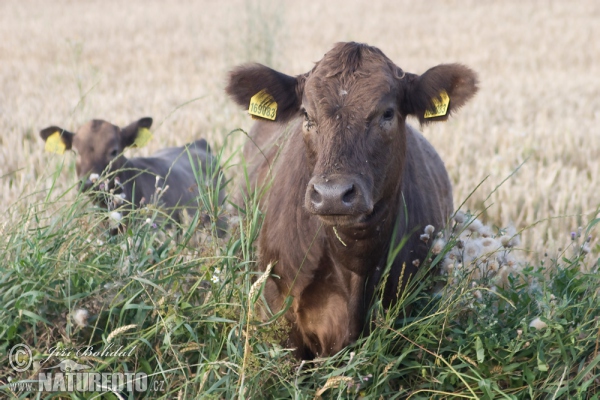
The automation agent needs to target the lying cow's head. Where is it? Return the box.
[227,42,478,227]
[40,117,153,191]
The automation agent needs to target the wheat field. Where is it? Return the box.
[1,0,599,261]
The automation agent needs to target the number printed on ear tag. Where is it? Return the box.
[249,90,277,121]
[45,131,66,154]
[132,127,153,148]
[424,90,450,119]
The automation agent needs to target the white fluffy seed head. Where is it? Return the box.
[480,237,498,254]
[467,219,484,234]
[424,225,435,235]
[508,235,521,248]
[465,241,481,260]
[109,211,123,228]
[488,259,500,273]
[73,308,89,328]
[481,238,495,247]
[432,238,446,255]
[479,225,494,238]
[109,211,122,222]
[529,317,547,330]
[503,227,521,248]
[454,211,466,224]
[441,258,454,274]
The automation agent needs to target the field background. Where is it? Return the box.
[1,0,600,263]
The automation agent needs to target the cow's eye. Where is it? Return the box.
[110,149,119,158]
[301,109,309,121]
[382,108,395,121]
[301,108,316,132]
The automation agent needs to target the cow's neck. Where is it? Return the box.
[323,200,399,277]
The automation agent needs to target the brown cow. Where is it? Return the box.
[227,42,478,359]
[40,117,227,235]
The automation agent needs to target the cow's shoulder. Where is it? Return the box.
[401,124,453,227]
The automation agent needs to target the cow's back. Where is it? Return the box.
[122,140,225,226]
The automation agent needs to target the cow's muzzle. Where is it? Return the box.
[305,175,373,217]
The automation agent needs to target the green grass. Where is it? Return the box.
[1,150,600,399]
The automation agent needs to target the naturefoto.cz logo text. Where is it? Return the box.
[6,344,164,394]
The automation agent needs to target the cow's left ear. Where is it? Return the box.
[226,63,305,123]
[120,117,153,148]
[40,126,74,154]
[402,64,478,124]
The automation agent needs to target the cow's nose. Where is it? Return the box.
[311,182,355,210]
[306,175,372,215]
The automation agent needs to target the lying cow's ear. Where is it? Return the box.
[40,126,74,154]
[226,63,305,123]
[403,64,478,124]
[120,117,153,148]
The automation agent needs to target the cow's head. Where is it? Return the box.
[40,117,153,191]
[227,42,478,227]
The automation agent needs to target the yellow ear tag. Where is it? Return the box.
[45,131,66,154]
[424,90,450,119]
[132,127,153,148]
[249,90,277,121]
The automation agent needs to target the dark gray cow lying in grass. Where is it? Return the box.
[40,117,227,235]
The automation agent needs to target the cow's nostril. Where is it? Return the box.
[310,184,323,205]
[341,184,356,205]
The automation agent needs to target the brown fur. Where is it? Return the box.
[226,42,478,358]
[40,117,227,234]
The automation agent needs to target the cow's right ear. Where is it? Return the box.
[120,117,153,148]
[402,64,478,124]
[40,126,74,154]
[226,63,304,123]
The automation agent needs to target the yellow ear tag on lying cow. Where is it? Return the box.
[132,127,153,148]
[424,90,450,119]
[249,90,277,121]
[45,131,66,154]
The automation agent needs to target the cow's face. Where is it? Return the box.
[40,117,152,191]
[299,45,407,226]
[227,42,478,227]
